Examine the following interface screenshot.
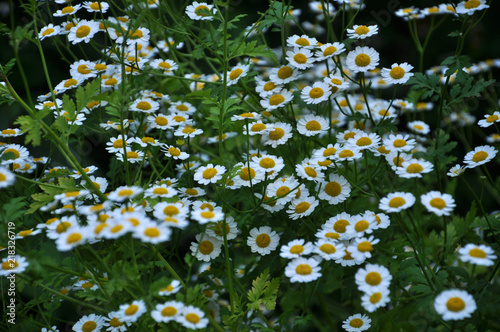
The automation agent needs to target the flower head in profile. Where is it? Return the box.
[346,25,379,39]
[186,2,216,21]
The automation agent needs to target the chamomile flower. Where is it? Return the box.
[144,184,177,199]
[191,207,224,224]
[379,192,416,213]
[129,98,160,113]
[285,257,322,283]
[287,196,319,220]
[268,66,301,85]
[396,159,434,178]
[193,164,227,185]
[295,161,324,183]
[108,186,143,202]
[0,255,29,276]
[355,263,392,293]
[346,132,381,151]
[158,280,182,296]
[478,111,500,127]
[231,163,265,187]
[314,239,346,260]
[334,146,363,162]
[231,112,262,122]
[447,164,465,177]
[151,301,183,323]
[266,177,300,205]
[70,60,97,81]
[178,186,206,198]
[226,64,250,86]
[408,120,430,135]
[346,46,380,73]
[186,2,216,21]
[68,20,100,44]
[54,77,83,93]
[39,24,61,40]
[54,4,82,17]
[35,99,62,110]
[83,1,110,13]
[174,125,203,138]
[255,77,283,98]
[455,0,489,15]
[463,145,497,168]
[280,239,314,259]
[247,226,280,256]
[420,191,456,216]
[381,63,414,84]
[315,42,346,61]
[205,217,239,240]
[347,236,380,260]
[251,154,285,179]
[100,221,132,239]
[324,75,349,95]
[317,173,351,205]
[434,289,477,320]
[55,226,89,251]
[301,82,332,105]
[0,167,15,188]
[161,145,190,160]
[458,243,497,266]
[117,300,147,323]
[286,34,318,49]
[149,59,178,75]
[190,233,222,261]
[383,134,416,152]
[72,314,105,332]
[261,122,293,148]
[342,313,371,332]
[260,89,294,111]
[286,47,316,70]
[177,305,209,330]
[103,311,130,332]
[361,288,391,313]
[346,25,379,39]
[345,212,377,238]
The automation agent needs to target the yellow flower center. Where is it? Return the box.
[264,82,276,91]
[195,5,210,16]
[469,248,487,258]
[356,137,372,146]
[320,243,336,254]
[486,114,498,123]
[429,198,446,209]
[259,157,276,169]
[144,227,160,237]
[393,139,407,148]
[304,166,317,178]
[309,88,324,99]
[323,147,336,157]
[269,94,285,106]
[355,220,369,232]
[126,151,139,159]
[334,219,349,233]
[76,26,91,38]
[339,150,354,158]
[355,54,371,67]
[152,188,168,195]
[295,202,311,214]
[239,112,254,118]
[389,197,405,208]
[201,211,215,219]
[154,116,168,127]
[365,271,382,285]
[289,245,304,254]
[82,321,97,332]
[66,233,82,244]
[64,79,78,88]
[199,240,214,254]
[118,189,134,197]
[109,317,123,327]
[256,233,271,247]
[446,297,466,312]
[230,68,243,80]
[104,78,118,86]
[95,63,107,71]
[136,101,152,110]
[325,232,340,239]
[62,6,74,14]
[161,306,177,316]
[293,53,307,64]
[358,241,373,252]
[55,222,71,233]
[2,260,18,270]
[370,292,382,304]
[295,264,312,275]
[295,38,310,46]
[350,318,364,328]
[182,126,196,134]
[125,304,139,316]
[277,66,293,79]
[186,313,201,323]
[42,28,55,36]
[4,148,20,159]
[77,64,91,74]
[406,163,424,173]
[214,222,230,236]
[472,151,488,163]
[324,181,341,197]
[464,0,480,9]
[240,167,255,181]
[323,46,337,56]
[110,225,123,233]
[203,168,217,179]
[185,188,199,196]
[269,127,285,140]
[390,67,405,79]
[163,206,179,216]
[355,25,370,35]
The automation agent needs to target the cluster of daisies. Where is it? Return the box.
[395,0,489,20]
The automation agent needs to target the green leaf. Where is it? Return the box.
[247,268,280,311]
[15,108,51,146]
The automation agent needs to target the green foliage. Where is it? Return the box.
[247,268,280,311]
[15,108,51,146]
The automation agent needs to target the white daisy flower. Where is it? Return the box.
[295,160,325,183]
[315,42,346,61]
[193,164,226,185]
[116,300,147,323]
[68,20,100,44]
[191,207,224,224]
[280,239,314,259]
[247,226,280,256]
[323,75,349,96]
[335,244,367,267]
[334,146,363,162]
[158,280,182,296]
[347,236,380,260]
[434,289,477,320]
[72,313,105,332]
[342,313,371,332]
[161,144,190,160]
[463,145,497,168]
[108,186,143,202]
[39,24,61,40]
[149,58,178,75]
[314,239,346,261]
[286,47,316,70]
[458,243,497,266]
[317,173,351,205]
[346,46,380,73]
[346,132,381,152]
[226,64,251,86]
[477,111,500,127]
[174,125,203,138]
[396,159,434,178]
[321,212,353,240]
[286,34,318,49]
[177,305,209,329]
[231,163,265,188]
[285,257,322,283]
[361,288,391,313]
[54,4,82,17]
[0,255,29,276]
[260,89,294,111]
[383,134,416,152]
[151,301,183,323]
[185,2,216,21]
[54,77,84,93]
[190,233,222,262]
[261,122,293,148]
[129,98,160,113]
[355,263,392,293]
[231,112,262,122]
[147,114,174,130]
[83,1,110,13]
[447,164,465,177]
[381,62,414,84]
[205,217,239,240]
[103,311,130,332]
[266,177,300,205]
[346,25,379,39]
[345,212,378,238]
[251,154,285,179]
[408,120,430,135]
[420,191,456,216]
[0,167,15,188]
[255,78,283,98]
[268,65,301,85]
[379,192,416,213]
[287,196,319,220]
[55,227,89,251]
[301,82,332,105]
[455,0,489,15]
